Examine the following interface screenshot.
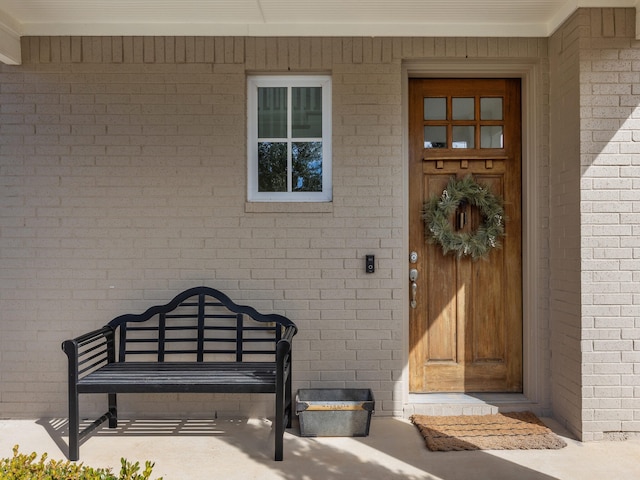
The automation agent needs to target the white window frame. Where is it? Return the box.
[247,75,332,202]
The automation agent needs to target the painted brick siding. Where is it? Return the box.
[0,34,554,422]
[0,38,408,418]
[549,10,585,441]
[0,36,409,419]
[577,8,640,441]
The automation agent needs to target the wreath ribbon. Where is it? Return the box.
[423,175,506,260]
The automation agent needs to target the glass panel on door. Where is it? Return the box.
[480,97,503,120]
[453,126,475,149]
[481,126,503,148]
[424,126,447,149]
[424,97,447,120]
[452,97,474,120]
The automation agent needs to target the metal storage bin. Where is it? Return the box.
[296,388,375,437]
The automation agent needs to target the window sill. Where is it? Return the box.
[244,202,333,214]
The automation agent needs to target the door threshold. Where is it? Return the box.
[405,393,540,418]
[408,393,530,404]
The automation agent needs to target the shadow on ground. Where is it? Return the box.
[35,416,562,480]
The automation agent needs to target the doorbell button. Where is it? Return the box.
[366,255,375,273]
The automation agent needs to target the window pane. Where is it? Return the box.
[424,98,446,120]
[258,87,287,138]
[452,98,474,120]
[292,87,322,138]
[453,126,474,148]
[424,126,447,149]
[481,98,503,120]
[258,142,287,192]
[292,142,323,192]
[481,126,504,148]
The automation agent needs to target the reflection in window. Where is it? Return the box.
[424,126,447,148]
[424,97,447,120]
[258,142,287,192]
[453,126,475,148]
[292,142,323,192]
[481,98,503,120]
[258,88,287,138]
[452,98,474,120]
[292,87,322,138]
[481,126,504,148]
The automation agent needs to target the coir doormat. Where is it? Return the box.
[410,411,567,451]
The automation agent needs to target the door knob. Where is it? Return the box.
[409,268,419,309]
[409,268,418,282]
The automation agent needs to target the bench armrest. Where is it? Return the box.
[276,325,295,357]
[275,325,295,376]
[62,326,115,383]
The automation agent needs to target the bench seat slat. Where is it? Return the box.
[77,362,278,394]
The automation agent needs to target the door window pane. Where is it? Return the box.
[258,87,287,138]
[452,98,474,120]
[481,126,504,148]
[424,126,447,149]
[453,126,475,148]
[292,142,323,192]
[258,142,287,192]
[424,98,446,120]
[480,97,503,120]
[292,87,322,138]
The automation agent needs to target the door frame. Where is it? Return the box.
[401,58,546,409]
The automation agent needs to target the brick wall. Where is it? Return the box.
[577,8,640,440]
[549,10,584,440]
[550,7,640,441]
[0,34,552,420]
[0,36,409,418]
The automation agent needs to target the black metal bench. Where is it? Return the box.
[61,286,297,461]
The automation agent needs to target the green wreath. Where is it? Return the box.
[423,175,506,260]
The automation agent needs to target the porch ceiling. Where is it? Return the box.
[0,0,637,65]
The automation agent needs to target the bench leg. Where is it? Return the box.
[68,387,80,461]
[108,393,118,428]
[285,368,293,429]
[275,375,285,461]
[275,396,284,461]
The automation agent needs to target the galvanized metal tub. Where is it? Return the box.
[296,388,375,437]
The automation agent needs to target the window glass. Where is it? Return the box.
[292,87,322,138]
[481,126,504,148]
[481,97,503,120]
[258,87,287,138]
[258,142,287,192]
[424,126,447,149]
[424,97,446,120]
[453,126,475,148]
[452,98,474,120]
[292,142,323,192]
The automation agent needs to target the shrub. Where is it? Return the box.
[0,445,162,480]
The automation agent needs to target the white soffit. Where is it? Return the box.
[0,0,637,64]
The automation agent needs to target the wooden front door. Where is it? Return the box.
[408,78,522,393]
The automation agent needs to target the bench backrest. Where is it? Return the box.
[107,286,296,363]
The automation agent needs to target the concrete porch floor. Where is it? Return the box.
[1,416,639,479]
